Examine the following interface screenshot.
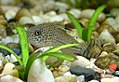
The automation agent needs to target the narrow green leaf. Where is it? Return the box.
[66,12,82,39]
[40,52,75,61]
[16,26,29,67]
[87,5,106,41]
[45,44,79,53]
[24,44,78,80]
[82,28,89,41]
[42,44,79,60]
[48,59,64,68]
[24,53,39,81]
[0,45,22,65]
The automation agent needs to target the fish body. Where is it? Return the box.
[27,23,102,59]
[27,23,78,48]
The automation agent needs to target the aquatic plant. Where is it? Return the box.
[66,5,106,42]
[0,26,79,81]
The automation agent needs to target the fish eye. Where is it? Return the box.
[34,30,41,36]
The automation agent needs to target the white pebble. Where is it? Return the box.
[98,29,115,44]
[112,23,119,31]
[28,59,55,82]
[64,72,72,76]
[1,63,19,77]
[69,8,81,18]
[0,75,23,82]
[5,10,16,20]
[12,34,19,43]
[105,17,116,26]
[18,16,34,25]
[101,77,119,82]
[46,11,57,16]
[77,75,85,82]
[55,2,69,13]
[71,56,90,67]
[55,75,77,82]
[10,54,18,62]
[2,36,13,44]
[50,15,64,22]
[32,16,42,25]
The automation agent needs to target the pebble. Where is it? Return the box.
[55,2,69,13]
[60,13,69,21]
[55,75,77,82]
[69,8,81,19]
[39,14,50,23]
[115,15,119,23]
[105,17,116,26]
[53,65,70,77]
[5,10,16,20]
[12,35,19,44]
[28,59,55,82]
[1,63,19,77]
[80,9,105,22]
[70,65,96,81]
[46,11,57,16]
[50,15,64,22]
[1,6,20,13]
[2,36,14,44]
[99,51,109,57]
[98,29,116,44]
[1,35,19,45]
[18,16,34,25]
[0,75,23,82]
[15,8,31,21]
[71,56,90,67]
[58,65,70,73]
[32,16,42,25]
[105,17,119,31]
[0,15,7,25]
[10,54,18,63]
[101,77,119,82]
[112,24,119,31]
[0,28,7,37]
[77,75,85,82]
[110,8,119,17]
[43,0,58,12]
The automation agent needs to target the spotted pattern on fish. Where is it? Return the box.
[27,23,78,48]
[27,23,104,59]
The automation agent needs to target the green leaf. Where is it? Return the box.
[24,44,78,80]
[66,12,82,39]
[16,26,29,67]
[42,44,79,60]
[87,5,106,41]
[40,52,75,61]
[82,28,89,41]
[24,53,39,81]
[0,45,22,65]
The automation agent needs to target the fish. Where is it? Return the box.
[27,23,102,59]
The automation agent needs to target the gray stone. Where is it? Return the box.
[70,65,97,81]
